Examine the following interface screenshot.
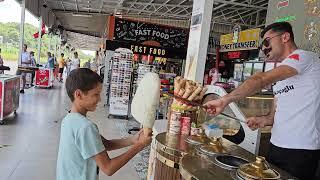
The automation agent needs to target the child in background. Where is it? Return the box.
[56,68,152,180]
[58,53,66,82]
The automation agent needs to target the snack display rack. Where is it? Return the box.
[108,48,133,119]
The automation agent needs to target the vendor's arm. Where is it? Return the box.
[95,131,151,176]
[100,129,143,151]
[246,98,277,131]
[204,65,297,115]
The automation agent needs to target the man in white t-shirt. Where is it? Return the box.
[204,22,320,180]
[17,44,32,93]
[70,52,80,72]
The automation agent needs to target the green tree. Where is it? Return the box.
[0,22,94,64]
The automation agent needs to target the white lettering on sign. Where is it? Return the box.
[133,30,170,40]
[130,45,166,56]
[220,40,258,51]
[38,69,48,76]
[135,29,152,36]
[151,30,170,40]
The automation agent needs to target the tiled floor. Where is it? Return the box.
[0,82,140,180]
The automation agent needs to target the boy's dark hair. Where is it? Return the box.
[66,68,103,102]
[261,22,295,42]
[61,53,64,56]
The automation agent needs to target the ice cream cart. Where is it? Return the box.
[0,74,20,125]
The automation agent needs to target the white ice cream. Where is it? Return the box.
[131,72,160,129]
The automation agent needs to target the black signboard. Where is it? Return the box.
[113,18,189,49]
[106,40,187,59]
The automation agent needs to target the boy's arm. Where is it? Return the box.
[95,132,151,176]
[100,129,142,151]
[100,135,133,151]
[94,144,143,176]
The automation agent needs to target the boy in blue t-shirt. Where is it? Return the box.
[57,68,152,180]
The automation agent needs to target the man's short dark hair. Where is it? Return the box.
[66,68,103,102]
[61,53,64,56]
[260,22,294,41]
[24,44,27,48]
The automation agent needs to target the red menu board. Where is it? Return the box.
[35,69,50,86]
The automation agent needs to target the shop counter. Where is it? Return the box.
[149,132,296,180]
[0,74,20,124]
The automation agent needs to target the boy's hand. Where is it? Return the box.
[130,129,143,144]
[135,131,152,149]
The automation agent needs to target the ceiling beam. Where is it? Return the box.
[115,0,125,14]
[214,0,267,9]
[159,0,188,16]
[212,0,267,21]
[60,0,65,11]
[149,0,170,16]
[53,10,111,16]
[53,7,189,19]
[138,0,156,15]
[99,0,103,13]
[75,0,79,12]
[125,2,192,9]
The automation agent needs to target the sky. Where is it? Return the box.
[0,0,39,27]
[0,0,95,56]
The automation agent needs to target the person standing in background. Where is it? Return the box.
[70,52,80,72]
[47,52,55,69]
[30,51,36,85]
[52,54,59,80]
[0,48,4,74]
[17,44,32,93]
[58,53,66,82]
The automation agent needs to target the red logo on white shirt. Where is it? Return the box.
[288,54,300,61]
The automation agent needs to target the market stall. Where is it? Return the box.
[144,76,296,180]
[0,74,20,125]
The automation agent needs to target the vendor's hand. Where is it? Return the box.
[246,117,267,131]
[135,131,152,149]
[203,98,228,116]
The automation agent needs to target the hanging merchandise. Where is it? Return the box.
[108,48,133,118]
[132,63,158,96]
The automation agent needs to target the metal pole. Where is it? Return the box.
[49,34,52,52]
[18,0,26,66]
[54,36,57,57]
[37,17,42,64]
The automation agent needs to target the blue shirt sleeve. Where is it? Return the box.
[75,124,105,160]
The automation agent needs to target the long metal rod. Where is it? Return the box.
[37,17,42,64]
[18,0,26,66]
[163,93,246,123]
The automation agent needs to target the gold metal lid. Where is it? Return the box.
[237,156,280,179]
[199,137,229,155]
[186,135,210,145]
